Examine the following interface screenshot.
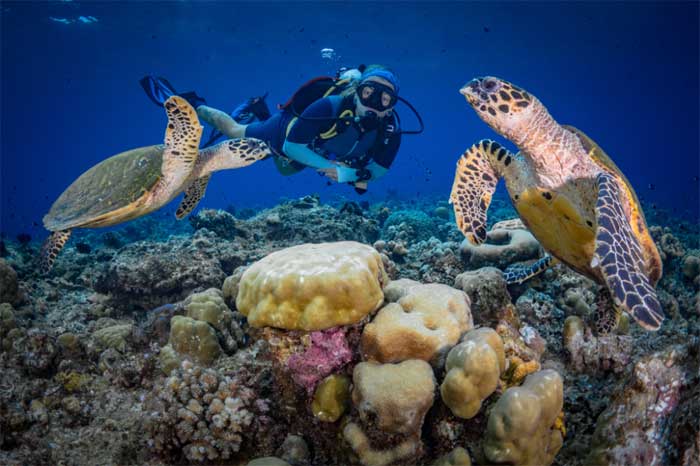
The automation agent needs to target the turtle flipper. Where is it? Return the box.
[594,172,664,330]
[450,140,515,244]
[40,230,72,273]
[503,255,554,285]
[162,96,203,187]
[176,174,211,219]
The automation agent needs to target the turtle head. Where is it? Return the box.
[460,77,536,140]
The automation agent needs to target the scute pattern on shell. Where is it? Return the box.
[43,145,164,231]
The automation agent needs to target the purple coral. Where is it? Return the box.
[286,327,353,394]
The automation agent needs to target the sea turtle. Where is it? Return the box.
[41,95,270,272]
[450,76,663,332]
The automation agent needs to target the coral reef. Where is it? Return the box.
[586,344,695,466]
[1,194,698,466]
[351,360,436,436]
[93,231,227,309]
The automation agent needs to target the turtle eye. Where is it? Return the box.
[482,77,501,92]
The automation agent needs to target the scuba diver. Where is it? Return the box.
[140,64,423,194]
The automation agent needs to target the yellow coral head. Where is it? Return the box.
[460,77,539,142]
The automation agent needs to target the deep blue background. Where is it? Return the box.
[2,1,698,237]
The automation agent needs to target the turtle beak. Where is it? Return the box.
[460,79,481,106]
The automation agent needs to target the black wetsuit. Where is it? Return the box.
[244,95,401,174]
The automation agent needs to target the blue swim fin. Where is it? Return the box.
[139,76,206,108]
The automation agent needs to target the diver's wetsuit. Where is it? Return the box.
[244,95,401,177]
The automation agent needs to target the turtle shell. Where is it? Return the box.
[562,125,644,215]
[562,125,662,284]
[44,145,164,231]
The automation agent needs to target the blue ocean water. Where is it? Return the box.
[1,1,698,238]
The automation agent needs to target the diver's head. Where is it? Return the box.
[354,66,399,118]
[460,76,538,140]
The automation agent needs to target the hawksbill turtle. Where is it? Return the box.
[41,95,270,272]
[450,76,664,332]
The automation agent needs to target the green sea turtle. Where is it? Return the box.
[450,76,663,332]
[41,95,270,272]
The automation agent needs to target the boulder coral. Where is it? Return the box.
[160,316,221,373]
[351,360,436,436]
[236,242,387,330]
[483,369,564,466]
[440,328,505,419]
[361,279,473,366]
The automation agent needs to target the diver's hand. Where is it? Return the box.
[317,167,338,181]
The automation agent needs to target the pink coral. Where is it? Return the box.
[286,327,353,394]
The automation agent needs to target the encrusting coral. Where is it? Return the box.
[236,242,388,330]
[361,279,473,366]
[440,327,505,419]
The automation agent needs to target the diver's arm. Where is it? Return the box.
[282,141,336,169]
[336,129,400,182]
[196,105,246,138]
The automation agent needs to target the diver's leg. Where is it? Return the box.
[196,105,247,138]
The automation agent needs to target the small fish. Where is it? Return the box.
[49,17,72,24]
[648,183,655,190]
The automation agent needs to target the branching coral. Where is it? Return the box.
[147,360,259,463]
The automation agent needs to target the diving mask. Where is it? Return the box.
[356,81,397,112]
